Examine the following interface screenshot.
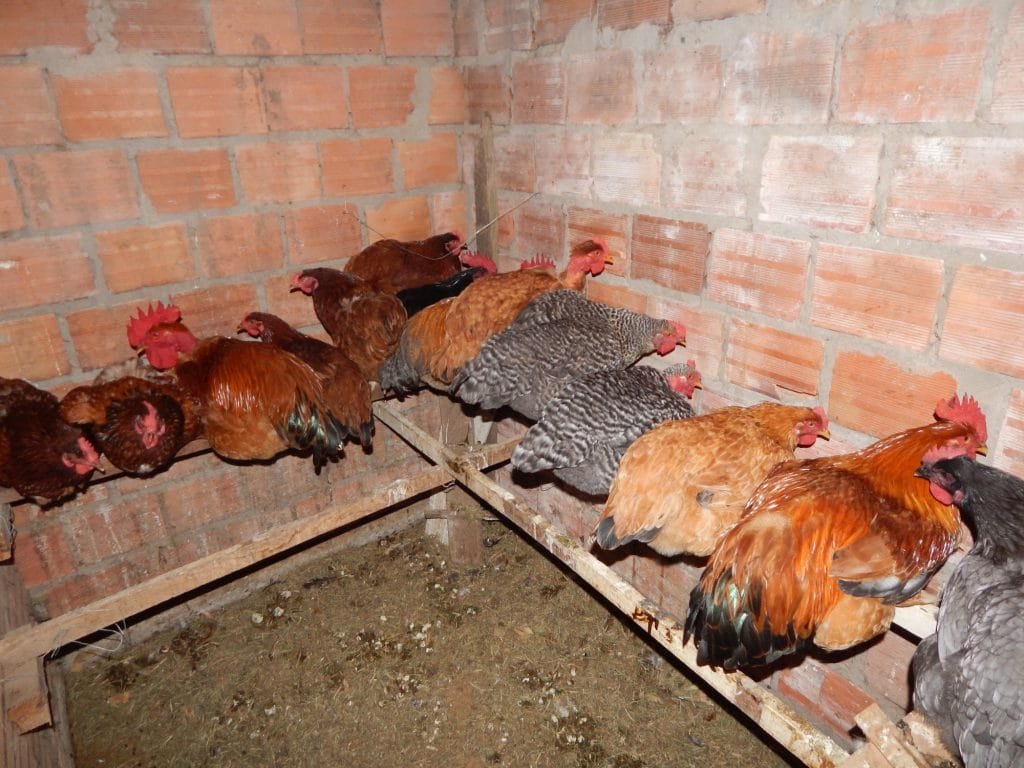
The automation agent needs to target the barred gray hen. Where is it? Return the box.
[450,291,685,422]
[912,453,1024,768]
[511,362,701,496]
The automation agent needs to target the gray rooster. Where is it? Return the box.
[510,362,702,497]
[450,290,685,421]
[912,451,1024,768]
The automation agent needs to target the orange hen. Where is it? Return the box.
[685,394,988,670]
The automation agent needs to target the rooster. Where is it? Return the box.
[596,402,829,556]
[912,453,1024,768]
[60,374,202,475]
[685,394,988,670]
[451,289,686,421]
[291,268,406,381]
[239,311,373,449]
[0,377,102,504]
[128,303,346,471]
[343,231,481,294]
[511,362,703,497]
[377,239,611,394]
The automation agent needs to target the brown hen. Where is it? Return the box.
[343,231,489,294]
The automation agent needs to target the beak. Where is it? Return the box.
[975,443,988,456]
[914,466,929,479]
[693,380,703,390]
[818,428,831,440]
[604,254,615,265]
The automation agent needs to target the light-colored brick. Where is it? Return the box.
[14,149,139,228]
[811,244,942,351]
[0,66,62,147]
[236,141,320,205]
[431,190,469,240]
[167,67,267,138]
[535,131,594,198]
[454,0,479,57]
[675,0,764,21]
[837,6,987,124]
[760,134,881,233]
[640,46,720,123]
[513,58,566,124]
[720,31,834,125]
[664,134,748,217]
[726,319,823,397]
[567,50,636,124]
[397,132,459,189]
[298,0,381,54]
[646,296,725,379]
[829,350,958,438]
[349,65,416,129]
[137,147,236,213]
[593,132,660,207]
[708,229,809,321]
[208,0,301,55]
[285,203,362,265]
[96,223,194,293]
[321,137,394,196]
[381,0,453,56]
[365,196,432,242]
[14,525,75,589]
[940,264,1024,378]
[885,137,1024,253]
[567,207,629,278]
[429,66,466,125]
[261,65,347,131]
[0,0,90,55]
[0,163,25,233]
[536,0,594,46]
[994,389,1024,476]
[171,283,261,339]
[598,0,670,29]
[264,272,321,330]
[586,282,647,314]
[484,0,532,52]
[494,132,537,193]
[466,65,510,124]
[991,2,1024,123]
[0,315,69,381]
[198,212,284,279]
[67,301,153,371]
[0,235,93,312]
[632,215,709,295]
[53,69,166,141]
[110,0,210,53]
[513,200,563,261]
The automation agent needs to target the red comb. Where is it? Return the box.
[127,302,182,349]
[934,393,988,444]
[812,405,829,431]
[520,254,556,271]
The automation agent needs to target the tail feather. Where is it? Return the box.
[378,347,422,395]
[277,391,347,473]
[593,516,661,550]
[358,419,374,449]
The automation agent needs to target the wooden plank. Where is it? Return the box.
[901,712,957,766]
[373,402,852,768]
[0,503,11,562]
[0,438,518,673]
[3,658,50,734]
[853,704,930,768]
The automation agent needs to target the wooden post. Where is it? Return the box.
[473,112,498,257]
[0,504,12,562]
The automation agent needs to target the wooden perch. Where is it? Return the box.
[3,658,50,734]
[838,704,931,768]
[0,504,12,563]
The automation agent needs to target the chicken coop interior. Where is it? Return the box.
[2,0,1023,766]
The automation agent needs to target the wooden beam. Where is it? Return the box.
[3,658,50,734]
[373,402,851,768]
[0,438,517,673]
[853,704,930,768]
[0,504,12,563]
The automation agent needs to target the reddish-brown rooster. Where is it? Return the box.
[685,394,988,670]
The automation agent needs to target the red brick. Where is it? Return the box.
[365,196,432,243]
[995,389,1024,477]
[534,131,592,197]
[166,67,267,138]
[760,134,881,233]
[236,141,321,205]
[632,215,709,294]
[830,351,958,438]
[0,0,90,55]
[811,244,941,351]
[484,0,532,53]
[513,200,563,261]
[0,315,69,381]
[208,0,300,55]
[598,0,670,29]
[940,264,1024,378]
[137,147,235,213]
[720,31,834,124]
[431,190,469,241]
[567,50,636,124]
[381,0,453,55]
[536,0,594,46]
[284,203,362,265]
[0,66,61,148]
[586,282,647,314]
[992,3,1024,122]
[884,137,1024,252]
[110,0,210,53]
[776,660,875,740]
[0,163,25,233]
[496,191,518,252]
[708,229,809,321]
[837,7,987,124]
[171,283,261,339]
[429,66,466,125]
[513,58,566,124]
[15,525,75,589]
[675,0,764,21]
[454,0,479,57]
[96,222,194,293]
[567,207,629,278]
[466,65,511,124]
[198,212,284,279]
[298,0,381,53]
[664,134,748,217]
[66,496,166,565]
[494,132,537,193]
[17,149,139,228]
[67,300,149,371]
[397,132,459,189]
[349,65,416,129]
[260,65,347,132]
[640,46,720,123]
[264,272,322,330]
[53,69,166,141]
[161,472,248,531]
[593,132,660,207]
[0,235,93,311]
[321,137,394,196]
[646,296,725,379]
[727,319,823,397]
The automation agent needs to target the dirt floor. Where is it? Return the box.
[65,511,798,768]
